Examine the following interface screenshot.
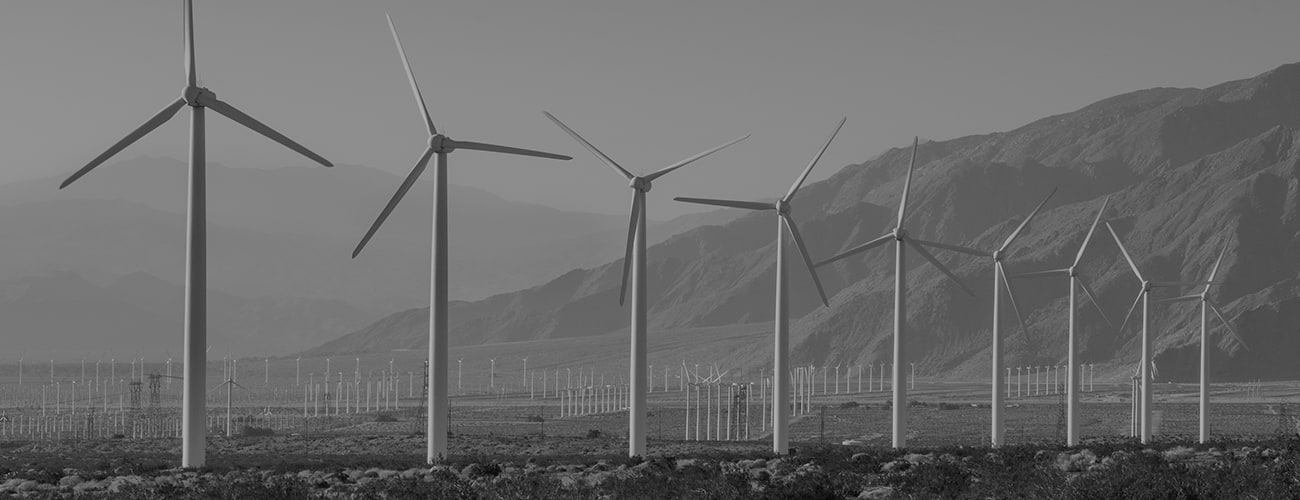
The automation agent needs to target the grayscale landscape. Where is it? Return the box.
[0,1,1298,498]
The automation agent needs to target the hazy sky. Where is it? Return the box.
[1,0,1296,218]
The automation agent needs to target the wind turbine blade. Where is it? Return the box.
[897,137,919,228]
[783,117,846,203]
[184,0,196,87]
[1077,277,1114,328]
[816,233,893,267]
[1205,241,1229,292]
[386,14,437,135]
[999,187,1058,253]
[1116,289,1143,335]
[543,111,633,180]
[1154,294,1200,304]
[999,266,1031,339]
[61,98,186,189]
[1208,302,1248,350]
[232,381,250,392]
[1007,268,1070,280]
[909,240,978,298]
[673,197,772,211]
[449,139,571,160]
[783,215,829,306]
[352,148,434,258]
[1073,196,1109,267]
[1104,221,1144,282]
[618,192,641,306]
[911,238,986,258]
[644,134,750,182]
[200,97,333,167]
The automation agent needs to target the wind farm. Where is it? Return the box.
[2,0,1300,497]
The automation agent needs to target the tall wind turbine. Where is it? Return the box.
[931,187,1058,447]
[1106,220,1203,444]
[543,111,748,457]
[351,15,571,464]
[675,117,842,454]
[62,0,332,467]
[1155,240,1248,443]
[815,137,978,449]
[1008,196,1114,446]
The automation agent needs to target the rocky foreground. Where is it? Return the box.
[1,434,1298,498]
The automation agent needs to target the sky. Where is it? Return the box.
[1,0,1297,219]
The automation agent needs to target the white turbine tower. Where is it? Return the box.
[985,188,1057,446]
[350,16,571,464]
[1155,240,1248,443]
[543,113,747,457]
[815,137,979,449]
[62,0,331,467]
[933,187,1057,446]
[1008,196,1114,446]
[1106,220,1204,444]
[675,117,842,454]
[213,375,249,438]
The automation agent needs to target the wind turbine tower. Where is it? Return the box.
[1009,196,1113,446]
[1156,240,1248,443]
[1106,221,1204,444]
[675,117,841,453]
[544,111,748,457]
[62,0,332,467]
[816,138,979,449]
[352,15,571,464]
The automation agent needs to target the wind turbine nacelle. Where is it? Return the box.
[183,86,215,107]
[630,177,651,192]
[429,134,455,153]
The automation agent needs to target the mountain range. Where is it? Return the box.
[0,158,737,357]
[305,62,1300,382]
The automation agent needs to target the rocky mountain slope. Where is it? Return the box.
[306,63,1300,381]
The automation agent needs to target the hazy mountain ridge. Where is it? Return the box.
[0,270,370,357]
[309,63,1300,381]
[0,160,739,307]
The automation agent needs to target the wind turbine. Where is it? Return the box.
[350,15,570,464]
[61,0,331,467]
[1008,196,1114,446]
[1155,240,1248,443]
[1106,220,1204,444]
[543,112,748,457]
[674,117,841,453]
[212,375,249,438]
[816,137,979,448]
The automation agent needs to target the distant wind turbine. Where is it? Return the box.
[936,186,1056,446]
[675,117,842,454]
[349,16,571,464]
[1154,239,1248,443]
[1107,220,1205,444]
[816,137,979,449]
[1009,196,1113,446]
[61,0,331,468]
[212,375,249,438]
[543,111,748,457]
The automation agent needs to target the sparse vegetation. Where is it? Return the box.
[2,436,1298,498]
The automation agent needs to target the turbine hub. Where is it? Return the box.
[1142,281,1153,292]
[893,227,907,241]
[1068,266,1079,278]
[775,200,791,215]
[183,86,214,107]
[993,250,1005,262]
[630,177,651,192]
[429,134,455,153]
